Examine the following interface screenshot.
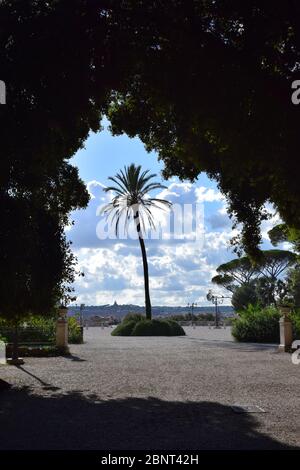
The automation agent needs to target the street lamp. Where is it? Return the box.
[187,302,197,327]
[206,291,231,329]
[80,303,85,327]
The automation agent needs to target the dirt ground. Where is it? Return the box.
[0,327,299,450]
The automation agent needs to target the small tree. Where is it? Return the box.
[0,164,89,359]
[0,205,79,360]
[212,250,296,310]
[102,164,171,320]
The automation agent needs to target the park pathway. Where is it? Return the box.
[0,327,299,449]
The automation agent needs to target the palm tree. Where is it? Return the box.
[102,164,171,319]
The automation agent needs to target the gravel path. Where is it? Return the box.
[0,327,299,450]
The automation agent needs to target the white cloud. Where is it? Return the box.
[195,186,225,203]
[68,179,237,306]
[87,180,107,200]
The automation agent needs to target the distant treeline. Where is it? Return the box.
[167,313,215,322]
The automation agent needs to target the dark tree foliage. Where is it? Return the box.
[0,1,99,321]
[105,1,300,257]
[212,250,296,309]
[231,281,259,312]
[256,249,297,280]
[255,277,289,307]
[0,165,89,323]
[268,224,300,255]
[0,0,113,201]
[1,0,300,322]
[286,266,300,307]
[211,274,237,293]
[268,225,300,306]
[212,256,258,290]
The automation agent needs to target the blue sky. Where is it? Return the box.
[67,119,279,307]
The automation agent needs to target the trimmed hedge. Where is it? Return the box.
[122,313,145,324]
[5,345,61,357]
[111,320,137,336]
[232,306,280,343]
[0,315,83,345]
[132,319,171,336]
[167,319,186,335]
[112,318,185,337]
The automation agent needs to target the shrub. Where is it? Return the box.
[112,318,185,336]
[232,305,280,343]
[165,319,186,336]
[6,344,60,357]
[0,315,55,343]
[123,313,145,324]
[224,317,235,326]
[132,319,171,336]
[0,315,83,345]
[111,320,137,336]
[290,309,300,338]
[68,316,83,344]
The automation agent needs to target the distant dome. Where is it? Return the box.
[113,300,118,306]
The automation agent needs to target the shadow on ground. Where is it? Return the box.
[0,385,297,450]
[181,336,278,352]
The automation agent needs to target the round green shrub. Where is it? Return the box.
[122,313,145,324]
[129,318,185,336]
[132,319,169,336]
[165,319,186,336]
[232,306,280,343]
[111,320,137,336]
[111,318,185,336]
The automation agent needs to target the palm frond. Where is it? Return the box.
[105,176,128,194]
[102,163,172,236]
[140,183,168,196]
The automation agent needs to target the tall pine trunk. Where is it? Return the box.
[134,210,152,319]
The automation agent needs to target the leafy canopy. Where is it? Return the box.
[1,0,300,316]
[105,1,300,257]
[212,256,258,290]
[212,250,296,291]
[212,249,297,310]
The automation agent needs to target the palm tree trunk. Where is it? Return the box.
[134,211,152,319]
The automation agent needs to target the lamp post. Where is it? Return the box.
[187,302,197,327]
[80,303,85,327]
[56,304,69,354]
[206,291,231,329]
